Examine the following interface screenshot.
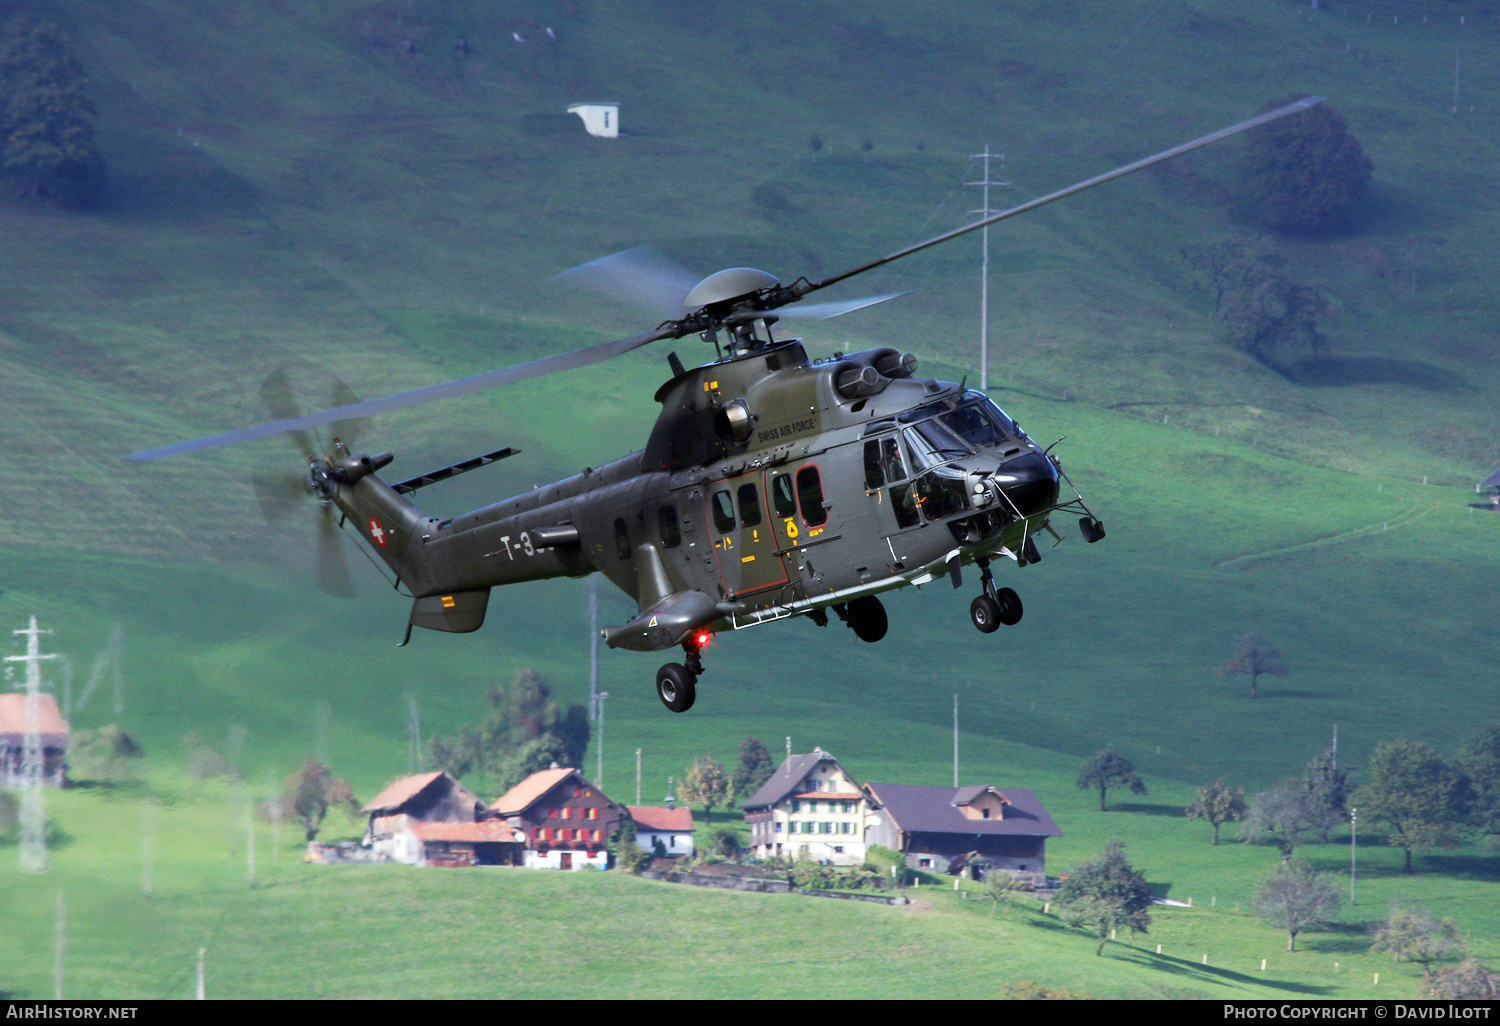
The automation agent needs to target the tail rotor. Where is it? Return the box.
[251,363,369,598]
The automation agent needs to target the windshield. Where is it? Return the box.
[941,393,1021,448]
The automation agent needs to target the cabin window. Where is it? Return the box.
[658,505,681,548]
[796,466,828,527]
[613,518,630,560]
[736,483,762,528]
[771,473,797,518]
[863,440,884,489]
[890,483,921,529]
[711,490,736,533]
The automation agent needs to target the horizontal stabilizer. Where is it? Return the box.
[409,589,491,635]
[392,447,519,494]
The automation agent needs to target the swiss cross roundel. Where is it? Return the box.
[368,518,388,547]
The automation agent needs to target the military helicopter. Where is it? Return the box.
[129,97,1321,713]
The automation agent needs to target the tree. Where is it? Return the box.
[983,873,1030,916]
[1243,779,1320,860]
[429,669,590,794]
[1240,97,1372,233]
[708,826,743,860]
[610,818,648,874]
[1355,738,1470,873]
[0,17,105,207]
[1075,746,1147,812]
[1186,239,1330,371]
[282,759,359,842]
[1459,723,1500,841]
[731,737,775,802]
[1054,841,1152,956]
[1303,743,1352,843]
[1424,959,1500,1001]
[1221,631,1288,700]
[1251,859,1341,951]
[679,754,730,826]
[1372,906,1463,978]
[1185,778,1246,845]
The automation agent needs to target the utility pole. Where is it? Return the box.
[588,584,601,720]
[952,693,959,788]
[966,146,1009,392]
[8,616,60,872]
[1349,806,1357,905]
[635,748,642,806]
[595,691,610,785]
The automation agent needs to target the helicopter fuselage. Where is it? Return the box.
[325,338,1085,654]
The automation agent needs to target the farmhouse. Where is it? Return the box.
[628,805,695,858]
[863,783,1061,881]
[361,770,522,866]
[741,748,880,865]
[492,766,625,870]
[0,692,68,788]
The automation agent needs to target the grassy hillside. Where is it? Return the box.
[3,0,1500,999]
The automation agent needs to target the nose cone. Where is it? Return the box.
[991,451,1059,518]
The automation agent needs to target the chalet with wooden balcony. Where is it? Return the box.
[862,783,1060,881]
[492,766,625,870]
[740,747,879,866]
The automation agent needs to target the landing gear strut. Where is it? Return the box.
[655,635,705,713]
[970,558,1022,634]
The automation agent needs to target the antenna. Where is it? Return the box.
[965,147,1010,392]
[7,616,61,871]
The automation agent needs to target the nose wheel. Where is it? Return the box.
[971,558,1023,633]
[656,636,707,713]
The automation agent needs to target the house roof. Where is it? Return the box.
[1484,466,1500,489]
[492,767,606,816]
[740,749,852,810]
[361,771,451,814]
[864,783,1062,839]
[0,693,68,747]
[405,820,521,844]
[629,806,695,832]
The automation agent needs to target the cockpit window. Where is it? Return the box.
[903,419,971,472]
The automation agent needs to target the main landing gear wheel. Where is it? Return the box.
[995,586,1023,626]
[970,595,1002,634]
[656,662,697,713]
[845,595,888,643]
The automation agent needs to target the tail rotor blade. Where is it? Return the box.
[258,366,317,460]
[328,376,368,449]
[316,506,355,599]
[251,471,307,525]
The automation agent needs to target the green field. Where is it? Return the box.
[3,0,1500,1000]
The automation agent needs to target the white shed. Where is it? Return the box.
[566,102,619,138]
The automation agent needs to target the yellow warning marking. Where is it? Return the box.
[785,519,799,538]
[441,596,456,608]
[741,555,756,563]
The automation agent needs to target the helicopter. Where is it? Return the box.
[129,97,1322,713]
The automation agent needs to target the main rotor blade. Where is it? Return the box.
[776,292,908,320]
[555,246,700,319]
[128,326,674,461]
[796,96,1326,299]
